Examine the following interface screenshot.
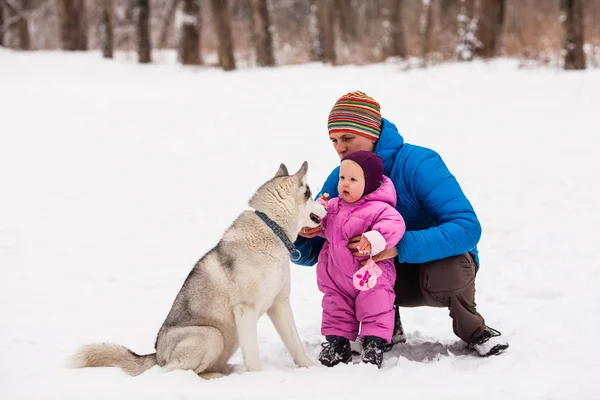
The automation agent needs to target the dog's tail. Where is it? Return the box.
[67,343,157,376]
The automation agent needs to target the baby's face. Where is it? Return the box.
[338,160,365,203]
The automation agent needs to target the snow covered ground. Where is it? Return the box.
[1,49,599,399]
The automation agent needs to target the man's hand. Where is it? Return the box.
[298,225,322,238]
[347,235,398,265]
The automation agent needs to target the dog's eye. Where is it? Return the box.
[304,186,311,201]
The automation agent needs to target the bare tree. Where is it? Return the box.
[136,0,151,63]
[440,0,459,27]
[308,0,324,62]
[420,0,433,61]
[2,0,31,50]
[250,0,275,66]
[113,0,136,50]
[210,0,235,70]
[178,0,201,65]
[101,0,114,58]
[561,0,585,70]
[57,0,87,50]
[498,0,505,26]
[0,3,4,47]
[457,0,476,61]
[476,0,504,58]
[335,0,355,42]
[382,0,407,59]
[124,0,135,21]
[309,0,335,64]
[158,0,179,49]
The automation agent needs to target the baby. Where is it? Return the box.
[316,150,405,368]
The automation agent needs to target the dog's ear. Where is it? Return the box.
[294,161,308,179]
[275,163,289,177]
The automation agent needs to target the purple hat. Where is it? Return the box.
[341,151,384,196]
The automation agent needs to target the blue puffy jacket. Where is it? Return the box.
[293,118,482,266]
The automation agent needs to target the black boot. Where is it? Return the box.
[361,336,387,368]
[318,335,352,367]
[384,305,406,352]
[467,326,509,357]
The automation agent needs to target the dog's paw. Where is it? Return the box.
[295,355,316,368]
[244,363,262,372]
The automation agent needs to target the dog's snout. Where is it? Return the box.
[309,213,321,224]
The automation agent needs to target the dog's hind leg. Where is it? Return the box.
[158,326,226,375]
[267,298,315,368]
[233,304,261,372]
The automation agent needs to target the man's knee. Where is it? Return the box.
[420,254,476,299]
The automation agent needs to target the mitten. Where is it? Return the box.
[353,259,382,291]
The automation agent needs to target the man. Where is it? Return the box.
[294,91,508,358]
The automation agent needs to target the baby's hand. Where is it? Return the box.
[356,236,372,255]
[316,193,330,207]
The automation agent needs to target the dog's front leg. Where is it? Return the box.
[233,304,261,372]
[267,298,315,368]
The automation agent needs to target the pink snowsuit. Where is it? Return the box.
[317,176,405,343]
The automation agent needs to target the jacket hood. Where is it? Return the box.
[362,175,396,207]
[374,118,404,174]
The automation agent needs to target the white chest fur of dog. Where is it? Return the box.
[68,162,326,379]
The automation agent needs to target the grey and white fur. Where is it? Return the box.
[68,161,326,379]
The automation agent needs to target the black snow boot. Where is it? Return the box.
[468,326,509,357]
[318,335,352,367]
[361,336,387,368]
[384,305,406,352]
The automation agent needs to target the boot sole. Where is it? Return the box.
[319,355,353,367]
[483,343,509,357]
[383,337,406,352]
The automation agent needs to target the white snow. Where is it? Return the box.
[1,49,599,399]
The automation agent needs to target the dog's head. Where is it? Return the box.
[249,161,326,229]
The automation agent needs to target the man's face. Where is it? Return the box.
[329,131,375,159]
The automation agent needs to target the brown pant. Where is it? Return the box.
[393,253,485,343]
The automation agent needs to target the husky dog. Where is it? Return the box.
[69,162,326,379]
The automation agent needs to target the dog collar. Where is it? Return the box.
[254,210,301,261]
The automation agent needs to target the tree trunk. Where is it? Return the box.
[101,0,114,58]
[440,0,459,24]
[56,0,88,50]
[210,0,235,71]
[438,0,459,48]
[158,0,179,49]
[3,0,30,50]
[382,0,407,59]
[497,0,505,26]
[136,0,151,63]
[0,4,4,47]
[118,0,135,49]
[321,0,335,64]
[420,0,433,61]
[250,0,275,66]
[178,0,201,65]
[308,0,324,62]
[309,0,335,64]
[476,0,503,58]
[457,0,476,61]
[124,0,135,20]
[561,0,585,70]
[335,0,355,42]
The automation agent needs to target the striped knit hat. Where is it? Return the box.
[327,91,382,141]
